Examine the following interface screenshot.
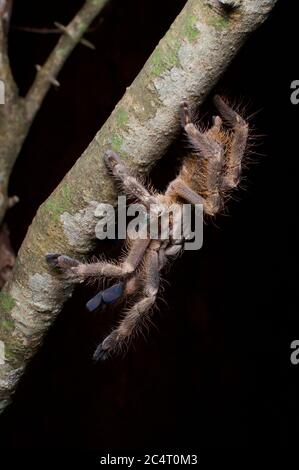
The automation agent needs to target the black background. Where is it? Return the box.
[0,0,298,451]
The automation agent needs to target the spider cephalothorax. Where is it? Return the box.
[46,96,249,360]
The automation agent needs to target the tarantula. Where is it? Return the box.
[46,96,248,360]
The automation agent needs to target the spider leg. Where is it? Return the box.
[86,281,124,312]
[46,253,132,280]
[209,115,223,134]
[86,264,144,313]
[180,101,224,161]
[213,95,249,189]
[93,243,161,361]
[179,101,226,215]
[104,150,156,207]
[46,238,150,282]
[166,178,203,205]
[85,238,149,311]
[46,253,79,269]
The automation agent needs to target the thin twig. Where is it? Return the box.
[12,17,104,34]
[25,0,109,123]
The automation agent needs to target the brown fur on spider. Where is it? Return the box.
[46,96,249,361]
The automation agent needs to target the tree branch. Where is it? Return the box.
[0,0,278,412]
[0,0,24,229]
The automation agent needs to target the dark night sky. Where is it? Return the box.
[0,0,298,453]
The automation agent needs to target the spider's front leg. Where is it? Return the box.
[46,238,150,281]
[46,253,133,281]
[104,150,156,207]
[46,237,151,312]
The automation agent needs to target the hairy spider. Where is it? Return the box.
[46,96,249,361]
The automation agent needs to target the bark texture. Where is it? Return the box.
[0,0,278,412]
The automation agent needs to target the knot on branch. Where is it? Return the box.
[35,65,60,88]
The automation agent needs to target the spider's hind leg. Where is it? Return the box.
[93,244,161,361]
[213,95,249,189]
[180,100,224,159]
[178,100,226,216]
